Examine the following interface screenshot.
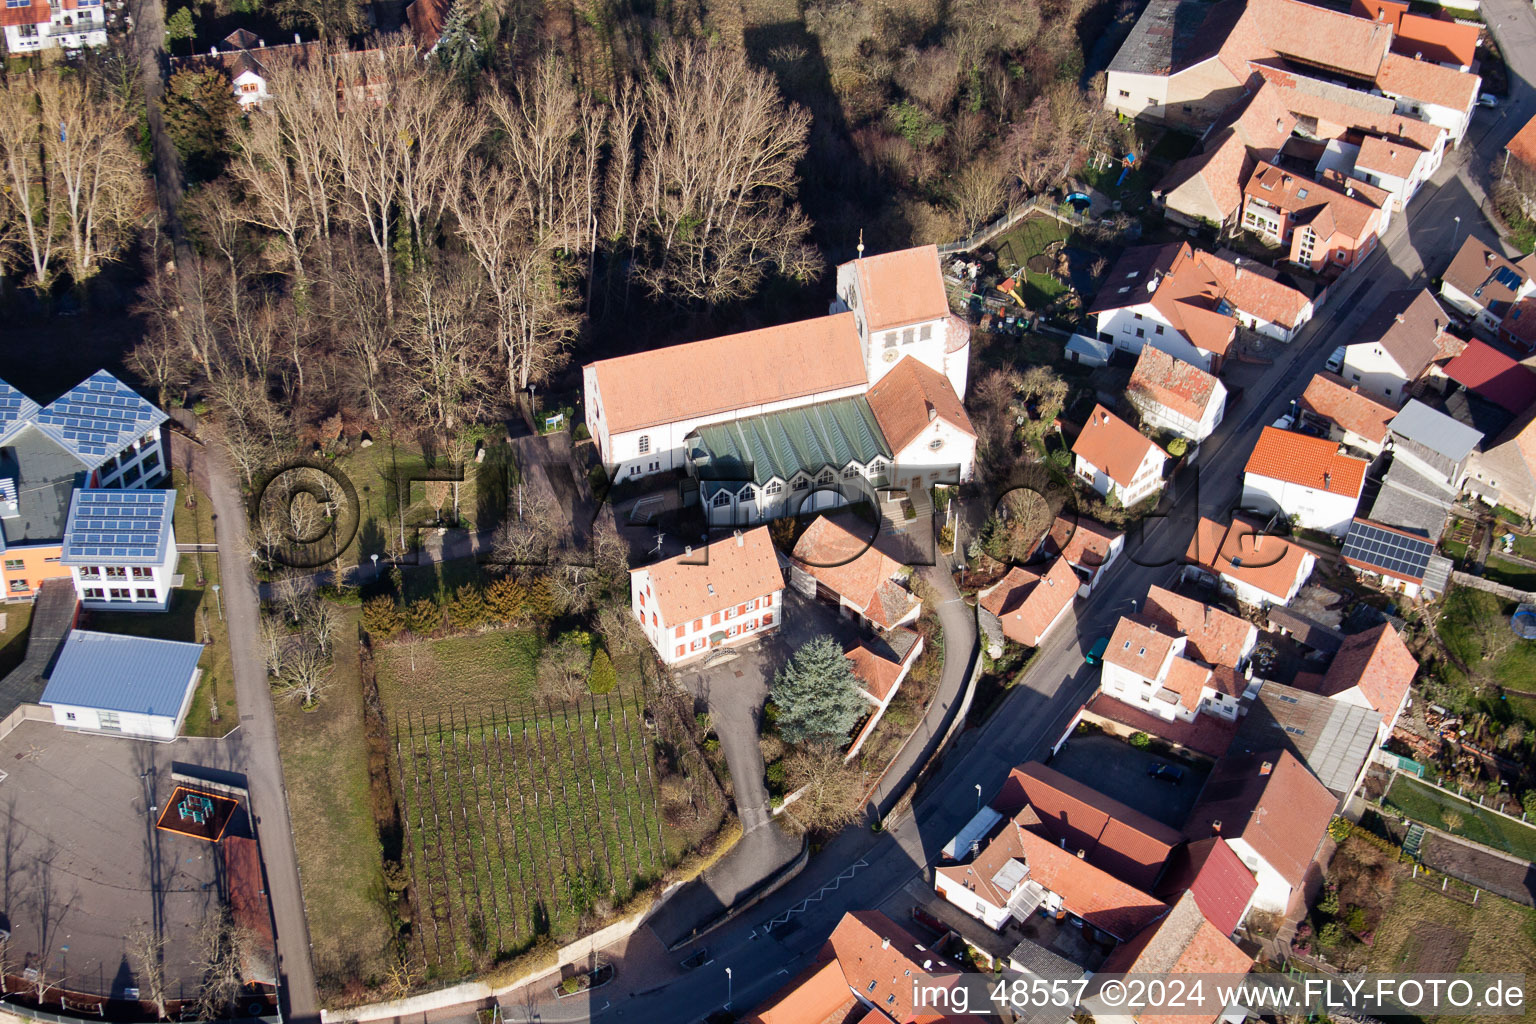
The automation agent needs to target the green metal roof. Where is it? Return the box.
[690,397,893,489]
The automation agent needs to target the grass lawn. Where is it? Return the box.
[85,552,236,737]
[1436,589,1536,691]
[375,628,543,724]
[1482,555,1536,592]
[1383,774,1536,862]
[1507,532,1536,561]
[273,603,396,991]
[990,215,1078,308]
[170,468,217,549]
[0,602,32,679]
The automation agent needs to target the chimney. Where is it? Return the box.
[1212,819,1222,836]
[258,37,264,46]
[685,545,693,556]
[1414,51,1423,61]
[1260,760,1274,775]
[210,45,217,55]
[1323,470,1332,490]
[927,402,937,422]
[1487,252,1495,267]
[1060,837,1067,849]
[734,529,744,547]
[881,937,891,950]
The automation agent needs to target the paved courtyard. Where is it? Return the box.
[0,721,248,1004]
[1047,732,1210,830]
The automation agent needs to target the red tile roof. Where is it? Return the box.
[1316,621,1416,720]
[1244,426,1367,496]
[1194,251,1313,330]
[1156,837,1259,937]
[1249,64,1446,153]
[978,559,1079,647]
[1352,0,1480,67]
[1142,586,1255,669]
[1239,0,1392,79]
[937,816,1168,940]
[1102,893,1253,1024]
[1166,657,1217,711]
[1508,114,1536,172]
[1244,163,1385,246]
[1444,339,1536,413]
[635,526,783,625]
[792,514,919,630]
[1376,52,1479,114]
[587,313,867,434]
[1299,372,1397,444]
[991,762,1183,890]
[1128,346,1222,424]
[824,911,962,1023]
[741,958,861,1024]
[1086,693,1239,758]
[1043,515,1121,571]
[845,628,920,702]
[865,355,975,454]
[0,0,49,26]
[1185,750,1336,887]
[1104,616,1179,680]
[1355,135,1425,180]
[1092,244,1239,360]
[1073,405,1164,489]
[1186,517,1315,603]
[848,245,951,332]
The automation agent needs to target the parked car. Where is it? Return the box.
[1325,345,1345,373]
[1086,637,1110,665]
[1146,764,1186,783]
[1479,93,1499,108]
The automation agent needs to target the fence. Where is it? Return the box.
[936,199,1089,257]
[1449,570,1536,603]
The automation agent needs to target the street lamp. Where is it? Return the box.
[1453,215,1462,253]
[371,553,379,579]
[211,583,222,620]
[975,783,982,812]
[725,966,733,1009]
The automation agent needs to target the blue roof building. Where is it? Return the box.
[60,489,177,566]
[34,370,169,476]
[41,630,204,739]
[0,378,41,448]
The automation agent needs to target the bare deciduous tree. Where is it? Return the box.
[192,908,250,1019]
[951,156,1007,235]
[535,636,590,703]
[391,257,497,434]
[257,613,286,677]
[126,926,170,1020]
[279,639,331,709]
[492,491,558,565]
[783,742,866,833]
[0,76,59,288]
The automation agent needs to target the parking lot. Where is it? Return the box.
[0,720,247,1003]
[1047,732,1209,829]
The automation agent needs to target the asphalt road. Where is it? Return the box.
[493,11,1536,1018]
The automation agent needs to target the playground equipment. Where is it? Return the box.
[997,277,1025,306]
[1513,603,1536,640]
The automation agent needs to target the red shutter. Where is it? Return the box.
[762,612,774,626]
[674,625,685,639]
[711,612,721,625]
[675,645,685,658]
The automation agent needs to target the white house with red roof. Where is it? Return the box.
[977,559,1079,655]
[2,0,105,53]
[1038,515,1124,596]
[1297,372,1397,457]
[843,628,924,761]
[832,244,972,398]
[1142,585,1258,670]
[1186,517,1317,608]
[1155,836,1260,937]
[1339,289,1459,403]
[1127,346,1227,442]
[1091,893,1254,1024]
[1089,244,1237,374]
[1074,405,1168,506]
[1185,750,1337,914]
[1098,616,1247,725]
[1310,621,1417,741]
[629,527,783,665]
[1241,427,1369,537]
[789,514,921,632]
[864,355,978,490]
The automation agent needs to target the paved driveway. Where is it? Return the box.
[1048,732,1210,829]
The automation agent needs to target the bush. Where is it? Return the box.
[1318,922,1344,947]
[1317,886,1339,916]
[589,649,617,694]
[523,573,561,623]
[446,583,487,629]
[1128,731,1151,750]
[765,759,787,795]
[1327,816,1354,842]
[1166,437,1188,458]
[361,596,404,639]
[406,596,441,635]
[484,576,526,622]
[1344,906,1367,933]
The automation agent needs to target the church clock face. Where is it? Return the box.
[882,349,899,363]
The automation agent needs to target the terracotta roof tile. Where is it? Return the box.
[825,911,961,1023]
[1248,65,1446,152]
[1102,893,1252,1024]
[1129,346,1222,424]
[1165,657,1214,711]
[1086,692,1239,758]
[1073,405,1164,489]
[635,526,782,625]
[1244,163,1384,245]
[848,245,950,332]
[978,560,1078,646]
[1299,372,1396,443]
[1444,339,1536,413]
[1505,297,1536,348]
[1104,616,1178,678]
[1244,425,1368,495]
[1093,243,1239,359]
[1143,585,1255,669]
[937,815,1168,940]
[1186,517,1315,603]
[1356,135,1425,179]
[741,958,861,1024]
[1155,837,1260,937]
[1043,515,1121,571]
[1193,251,1313,330]
[865,355,975,454]
[1317,622,1417,720]
[992,762,1183,891]
[1508,114,1536,171]
[792,514,918,629]
[587,313,867,434]
[1184,750,1336,887]
[0,0,48,26]
[1376,52,1480,114]
[1352,288,1455,378]
[845,628,920,702]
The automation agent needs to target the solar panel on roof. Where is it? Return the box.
[1343,520,1433,581]
[1493,266,1523,292]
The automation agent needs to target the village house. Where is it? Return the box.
[1369,455,1456,542]
[935,810,1168,939]
[1127,346,1228,442]
[1387,399,1483,492]
[60,489,179,612]
[1241,426,1369,537]
[1442,339,1536,415]
[629,527,783,666]
[1089,244,1237,373]
[1240,163,1387,273]
[1338,289,1460,402]
[742,910,961,1024]
[1073,405,1169,507]
[1,373,169,603]
[1229,683,1382,800]
[1198,251,1317,343]
[1351,0,1480,70]
[843,628,924,761]
[1184,749,1337,915]
[585,245,969,486]
[991,761,1184,890]
[1303,621,1418,740]
[1186,516,1317,607]
[864,355,978,489]
[1465,405,1536,518]
[1158,84,1297,231]
[1038,515,1125,596]
[1142,585,1258,669]
[1097,616,1247,725]
[1090,893,1254,1024]
[40,630,203,740]
[1439,235,1536,336]
[977,558,1079,655]
[1297,372,1398,457]
[1,0,106,55]
[1341,517,1449,599]
[788,514,921,632]
[1154,837,1260,938]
